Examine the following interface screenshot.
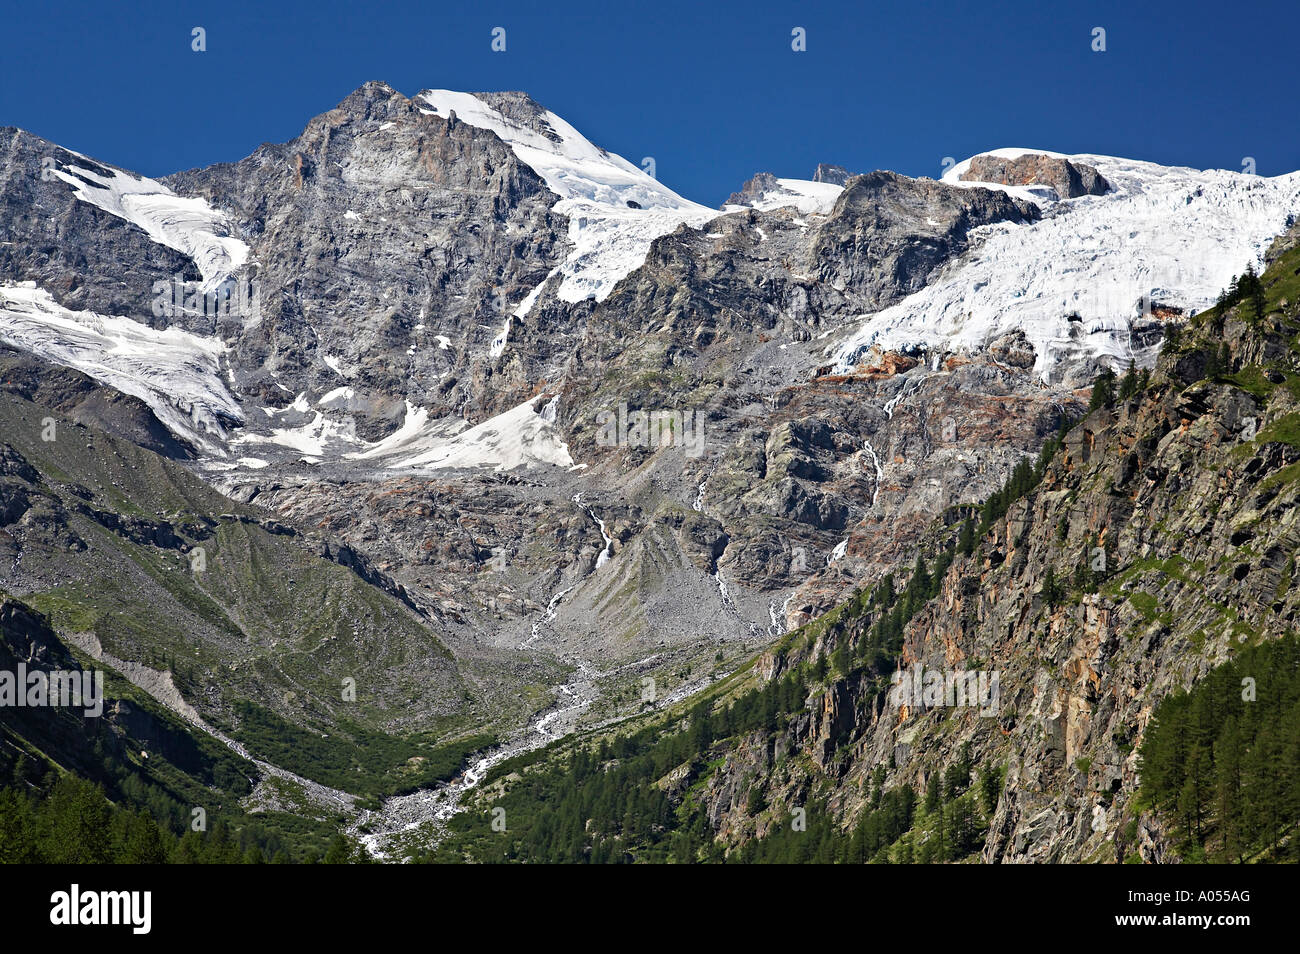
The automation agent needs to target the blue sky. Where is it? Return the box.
[2,0,1295,206]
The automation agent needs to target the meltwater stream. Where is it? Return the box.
[350,647,721,860]
[574,492,614,568]
[350,657,603,860]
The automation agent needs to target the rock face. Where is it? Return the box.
[960,153,1110,199]
[164,81,573,434]
[809,170,1039,302]
[1265,214,1300,266]
[669,253,1300,862]
[0,128,194,318]
[724,172,784,209]
[813,164,851,186]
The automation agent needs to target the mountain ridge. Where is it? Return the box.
[4,81,1299,862]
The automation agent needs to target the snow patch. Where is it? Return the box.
[0,283,242,454]
[51,157,249,291]
[318,386,357,409]
[348,395,573,472]
[233,411,358,457]
[419,90,719,313]
[725,177,843,215]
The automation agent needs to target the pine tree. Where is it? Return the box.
[912,553,931,599]
[38,776,111,864]
[831,640,850,676]
[1072,541,1091,592]
[924,774,941,814]
[1118,360,1138,400]
[120,809,168,864]
[1043,566,1061,608]
[932,549,953,589]
[1088,367,1117,411]
[1238,264,1267,320]
[879,572,895,607]
[323,833,352,864]
[899,830,914,864]
[0,788,39,863]
[10,754,31,788]
[1213,716,1245,863]
[978,765,1002,816]
[980,495,998,531]
[958,516,976,556]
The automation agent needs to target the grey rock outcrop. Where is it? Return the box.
[813,164,851,186]
[809,170,1039,302]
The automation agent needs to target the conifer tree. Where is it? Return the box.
[958,516,976,556]
[1118,360,1138,400]
[1089,367,1117,411]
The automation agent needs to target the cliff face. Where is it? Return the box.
[163,82,574,432]
[648,238,1300,862]
[960,153,1110,200]
[808,170,1039,303]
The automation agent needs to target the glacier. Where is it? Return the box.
[829,149,1300,379]
[50,156,250,292]
[418,90,718,311]
[0,282,242,454]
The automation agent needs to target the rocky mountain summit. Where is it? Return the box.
[813,164,851,186]
[960,152,1110,200]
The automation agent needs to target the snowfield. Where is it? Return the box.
[348,394,574,472]
[418,90,719,319]
[224,393,574,473]
[829,150,1300,379]
[722,177,844,215]
[0,283,242,454]
[51,157,250,291]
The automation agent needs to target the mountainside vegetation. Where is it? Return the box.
[421,234,1300,863]
[0,362,492,857]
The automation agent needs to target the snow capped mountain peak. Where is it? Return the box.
[417,89,705,215]
[830,149,1300,381]
[417,88,718,307]
[943,147,1070,177]
[941,147,1080,205]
